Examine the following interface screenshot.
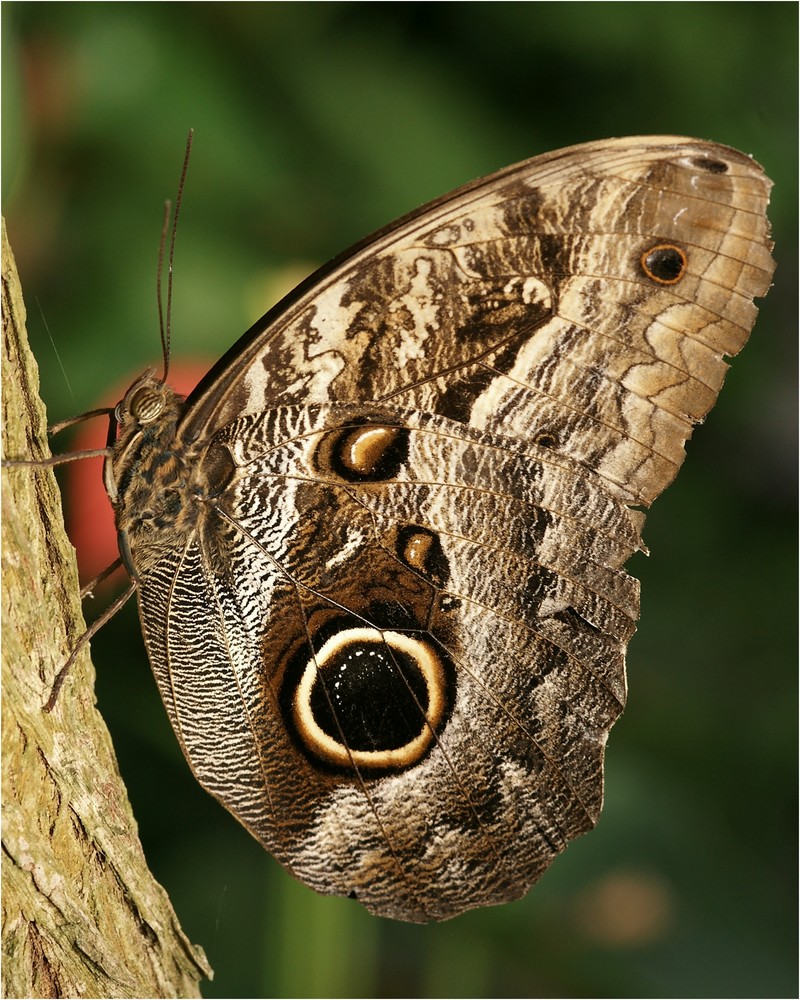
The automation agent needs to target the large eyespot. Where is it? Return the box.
[289,628,451,771]
[640,244,687,285]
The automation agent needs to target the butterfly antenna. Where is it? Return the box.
[156,200,171,380]
[158,128,194,384]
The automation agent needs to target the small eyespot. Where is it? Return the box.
[397,525,449,586]
[688,155,728,174]
[640,244,687,285]
[534,433,557,449]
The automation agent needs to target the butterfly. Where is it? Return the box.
[13,137,776,923]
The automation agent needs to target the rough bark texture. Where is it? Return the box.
[1,220,212,998]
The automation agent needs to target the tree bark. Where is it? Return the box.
[1,220,212,998]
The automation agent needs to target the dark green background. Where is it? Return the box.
[3,4,796,998]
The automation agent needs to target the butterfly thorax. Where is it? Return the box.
[106,373,208,578]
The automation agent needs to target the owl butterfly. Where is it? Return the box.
[53,137,776,922]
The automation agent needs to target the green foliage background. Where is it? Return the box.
[3,3,796,997]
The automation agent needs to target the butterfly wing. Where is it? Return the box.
[181,135,773,505]
[127,137,773,921]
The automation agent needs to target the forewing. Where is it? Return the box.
[181,135,774,506]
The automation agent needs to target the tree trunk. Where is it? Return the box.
[1,220,212,998]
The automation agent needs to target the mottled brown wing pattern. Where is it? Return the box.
[182,136,772,508]
[110,137,773,922]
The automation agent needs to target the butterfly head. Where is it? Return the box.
[113,369,172,426]
[103,371,186,506]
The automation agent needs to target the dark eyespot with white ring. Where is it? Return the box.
[317,424,409,482]
[640,244,687,285]
[289,628,451,771]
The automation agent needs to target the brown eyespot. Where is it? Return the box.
[640,244,687,285]
[316,423,409,482]
[397,525,449,586]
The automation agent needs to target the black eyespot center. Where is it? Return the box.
[309,637,429,751]
[282,622,455,773]
[641,244,687,285]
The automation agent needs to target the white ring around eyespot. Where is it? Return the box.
[293,627,447,769]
